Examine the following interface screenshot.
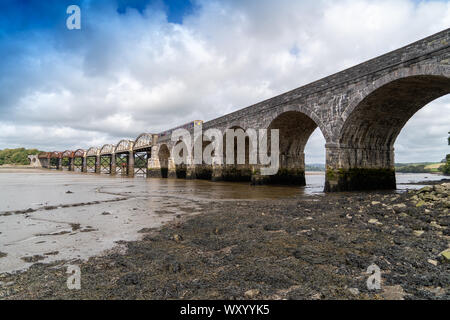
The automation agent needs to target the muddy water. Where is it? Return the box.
[0,168,446,274]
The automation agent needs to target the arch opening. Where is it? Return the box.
[329,75,450,191]
[264,111,321,185]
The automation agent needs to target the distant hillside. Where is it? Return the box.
[303,163,446,173]
[0,148,42,166]
[395,162,444,173]
[305,163,325,172]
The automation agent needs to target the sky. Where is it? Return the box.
[0,0,449,163]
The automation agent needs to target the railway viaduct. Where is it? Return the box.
[39,29,450,192]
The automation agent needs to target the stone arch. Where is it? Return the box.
[158,144,171,178]
[340,75,450,162]
[327,67,450,191]
[341,65,450,123]
[263,109,325,185]
[263,104,330,142]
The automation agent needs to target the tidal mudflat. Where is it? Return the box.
[0,168,307,274]
[0,169,449,299]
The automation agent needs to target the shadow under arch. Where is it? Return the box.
[158,144,171,178]
[331,74,450,191]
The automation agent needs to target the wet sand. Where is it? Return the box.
[0,169,449,299]
[0,169,309,274]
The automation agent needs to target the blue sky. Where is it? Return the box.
[0,0,449,163]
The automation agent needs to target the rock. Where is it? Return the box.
[422,193,439,202]
[381,285,406,300]
[440,249,450,262]
[392,204,407,213]
[311,293,322,300]
[119,273,141,285]
[101,211,111,215]
[21,255,45,263]
[413,230,425,237]
[416,200,427,208]
[263,223,282,231]
[427,259,438,266]
[244,289,260,299]
[348,288,360,295]
[418,186,433,194]
[173,234,183,242]
[430,221,443,229]
[368,219,382,225]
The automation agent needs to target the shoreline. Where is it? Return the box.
[0,181,448,300]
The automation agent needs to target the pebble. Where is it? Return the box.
[427,259,438,266]
[413,230,425,237]
[244,289,260,299]
[348,288,359,295]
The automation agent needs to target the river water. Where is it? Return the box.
[0,168,447,274]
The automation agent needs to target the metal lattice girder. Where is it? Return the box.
[74,149,86,158]
[86,147,99,157]
[100,155,112,173]
[86,157,96,172]
[115,153,128,175]
[115,140,134,154]
[73,157,83,172]
[134,133,155,151]
[51,151,62,159]
[62,150,74,158]
[134,151,148,177]
[100,144,115,155]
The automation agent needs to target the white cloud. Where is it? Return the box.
[1,0,449,163]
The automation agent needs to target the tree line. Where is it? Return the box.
[0,148,42,165]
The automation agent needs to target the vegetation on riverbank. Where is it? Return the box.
[440,133,450,175]
[0,148,42,166]
[395,163,443,173]
[441,155,450,175]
